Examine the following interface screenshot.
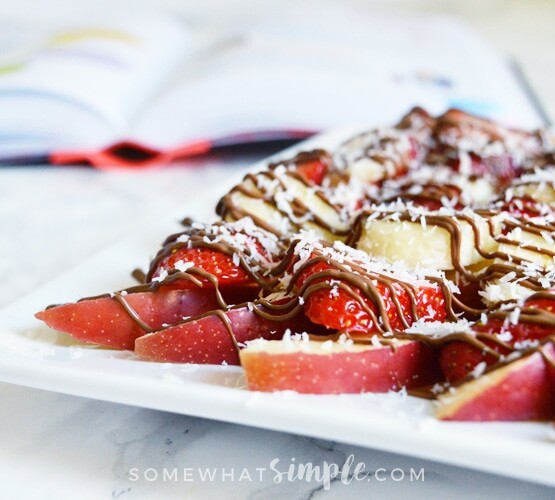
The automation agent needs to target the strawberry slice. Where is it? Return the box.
[426,109,543,187]
[34,286,250,350]
[461,153,519,187]
[495,196,555,219]
[295,158,328,185]
[151,247,256,289]
[440,291,555,383]
[147,219,279,293]
[387,190,465,211]
[439,341,498,383]
[290,251,447,334]
[272,149,331,186]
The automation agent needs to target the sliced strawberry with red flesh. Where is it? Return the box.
[440,323,555,384]
[384,184,465,211]
[34,286,234,350]
[526,292,555,312]
[496,197,555,219]
[294,260,447,334]
[477,319,554,340]
[135,301,318,364]
[151,247,257,289]
[405,197,444,211]
[470,153,519,186]
[444,154,518,187]
[392,195,455,211]
[280,149,331,186]
[295,158,328,185]
[407,136,420,161]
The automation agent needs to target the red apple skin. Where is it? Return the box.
[547,353,555,386]
[35,286,256,350]
[134,305,318,365]
[437,343,555,422]
[240,340,442,394]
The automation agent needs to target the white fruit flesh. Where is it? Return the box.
[356,213,499,270]
[513,183,555,204]
[497,228,555,268]
[243,336,390,355]
[349,157,389,184]
[224,171,349,240]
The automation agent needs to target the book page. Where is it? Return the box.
[0,10,190,157]
[132,6,541,150]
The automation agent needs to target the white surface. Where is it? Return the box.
[1,131,555,498]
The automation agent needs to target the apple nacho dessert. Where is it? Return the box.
[35,108,555,422]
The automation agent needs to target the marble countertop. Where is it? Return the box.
[2,1,555,498]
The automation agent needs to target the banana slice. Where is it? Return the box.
[334,128,419,184]
[495,219,555,268]
[352,204,500,271]
[217,162,352,241]
[333,108,435,185]
[511,168,555,204]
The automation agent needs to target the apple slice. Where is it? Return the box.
[134,302,319,365]
[240,338,442,394]
[35,285,256,350]
[437,342,555,421]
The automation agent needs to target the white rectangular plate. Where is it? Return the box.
[1,131,554,487]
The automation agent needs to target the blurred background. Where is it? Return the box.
[2,0,554,116]
[1,0,554,166]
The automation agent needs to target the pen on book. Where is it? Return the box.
[0,155,51,166]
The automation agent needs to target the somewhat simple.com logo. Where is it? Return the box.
[128,454,425,491]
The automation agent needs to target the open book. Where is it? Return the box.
[0,6,545,166]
